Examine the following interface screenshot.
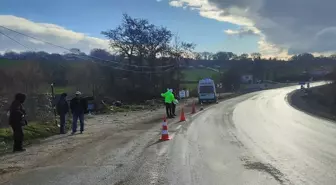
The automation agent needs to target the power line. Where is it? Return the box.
[0,25,176,69]
[0,29,32,50]
[0,28,53,61]
[93,62,176,74]
[87,54,175,69]
[74,52,176,74]
[0,25,176,73]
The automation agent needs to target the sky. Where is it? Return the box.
[0,0,335,58]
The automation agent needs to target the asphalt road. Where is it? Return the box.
[3,85,336,185]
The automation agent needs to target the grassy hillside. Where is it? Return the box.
[182,68,220,81]
[0,58,24,67]
[181,68,221,90]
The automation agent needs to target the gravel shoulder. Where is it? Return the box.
[0,98,202,183]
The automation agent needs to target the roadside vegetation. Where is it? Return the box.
[0,122,65,154]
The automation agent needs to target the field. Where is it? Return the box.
[181,68,221,90]
[0,58,23,67]
[182,68,219,81]
[53,86,76,95]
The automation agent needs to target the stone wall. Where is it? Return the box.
[0,94,54,127]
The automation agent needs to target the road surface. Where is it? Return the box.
[3,85,336,185]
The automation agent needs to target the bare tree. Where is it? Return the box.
[251,52,262,60]
[102,14,173,68]
[101,14,195,98]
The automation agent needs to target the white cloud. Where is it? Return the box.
[224,29,239,35]
[166,0,336,57]
[257,38,288,59]
[169,1,184,7]
[224,27,260,37]
[0,15,109,54]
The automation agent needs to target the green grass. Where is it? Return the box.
[22,123,59,140]
[0,120,71,154]
[54,86,75,95]
[0,59,23,67]
[0,122,60,142]
[181,68,221,90]
[182,69,219,81]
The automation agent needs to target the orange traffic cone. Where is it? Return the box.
[180,107,186,122]
[161,117,170,141]
[191,101,196,114]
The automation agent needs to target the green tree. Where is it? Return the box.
[239,53,249,60]
[251,52,261,60]
[199,52,213,60]
[213,52,236,61]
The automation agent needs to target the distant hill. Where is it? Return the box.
[186,60,235,69]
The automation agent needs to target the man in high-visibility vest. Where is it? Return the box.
[161,89,174,118]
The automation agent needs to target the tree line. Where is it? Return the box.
[0,14,196,102]
[189,52,336,91]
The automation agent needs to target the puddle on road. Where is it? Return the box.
[241,157,289,185]
[244,161,285,184]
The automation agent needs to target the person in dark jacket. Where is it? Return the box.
[56,93,69,134]
[70,91,87,134]
[170,89,177,117]
[9,93,27,152]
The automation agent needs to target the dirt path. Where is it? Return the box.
[0,98,200,183]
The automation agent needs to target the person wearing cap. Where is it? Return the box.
[70,91,86,134]
[56,93,69,134]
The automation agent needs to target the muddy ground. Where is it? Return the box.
[0,95,231,183]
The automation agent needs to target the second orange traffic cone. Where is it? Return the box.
[180,107,186,122]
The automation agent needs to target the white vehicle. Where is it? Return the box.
[198,78,217,103]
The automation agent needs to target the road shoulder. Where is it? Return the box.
[287,84,336,122]
[0,97,202,183]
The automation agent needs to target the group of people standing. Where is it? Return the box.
[8,88,180,152]
[8,91,88,153]
[56,91,88,135]
[161,88,178,118]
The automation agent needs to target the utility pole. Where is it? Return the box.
[51,83,57,126]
